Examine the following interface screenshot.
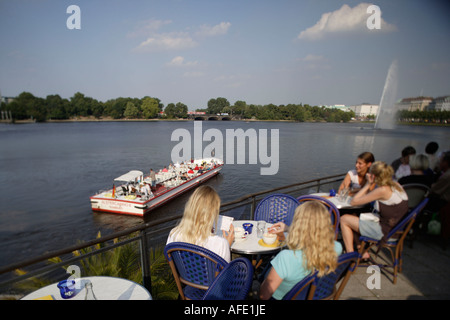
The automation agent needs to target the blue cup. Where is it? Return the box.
[329,189,336,196]
[243,223,253,234]
[57,279,76,299]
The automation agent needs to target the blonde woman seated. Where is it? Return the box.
[340,161,408,259]
[259,201,342,300]
[166,185,234,262]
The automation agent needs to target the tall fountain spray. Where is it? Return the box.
[374,60,398,130]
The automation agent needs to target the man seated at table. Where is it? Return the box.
[259,201,342,300]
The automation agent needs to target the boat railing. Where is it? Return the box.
[0,173,345,299]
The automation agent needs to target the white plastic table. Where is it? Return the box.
[309,193,360,209]
[231,220,287,269]
[21,276,152,300]
[231,220,286,255]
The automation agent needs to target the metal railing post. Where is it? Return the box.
[139,229,152,295]
[250,195,256,220]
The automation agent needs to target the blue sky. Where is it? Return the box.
[1,0,449,109]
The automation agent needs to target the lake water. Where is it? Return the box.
[0,121,448,268]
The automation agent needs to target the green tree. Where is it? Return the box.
[141,97,159,119]
[91,99,105,119]
[104,97,127,119]
[142,96,164,112]
[123,101,140,118]
[8,92,34,120]
[164,103,176,118]
[294,105,306,122]
[207,97,230,114]
[232,100,247,116]
[69,92,91,117]
[175,102,188,118]
[46,94,69,120]
[243,104,257,119]
[7,92,47,121]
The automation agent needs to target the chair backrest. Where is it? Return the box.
[402,183,430,210]
[164,242,228,299]
[311,251,359,300]
[385,198,429,240]
[296,195,341,238]
[202,258,254,300]
[282,271,318,300]
[254,194,300,226]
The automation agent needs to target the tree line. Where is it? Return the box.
[397,109,450,124]
[1,91,358,123]
[1,92,164,122]
[202,97,355,122]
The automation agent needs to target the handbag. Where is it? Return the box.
[360,212,380,223]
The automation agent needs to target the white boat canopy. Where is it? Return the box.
[114,170,144,182]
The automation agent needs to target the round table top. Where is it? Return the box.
[308,193,361,209]
[21,276,152,300]
[231,220,286,255]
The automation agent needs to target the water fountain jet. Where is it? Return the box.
[374,60,398,130]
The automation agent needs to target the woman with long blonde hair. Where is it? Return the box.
[340,161,408,259]
[166,185,234,262]
[259,201,342,300]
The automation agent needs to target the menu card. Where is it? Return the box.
[216,215,234,234]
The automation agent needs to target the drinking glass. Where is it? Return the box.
[257,221,266,238]
[338,187,349,202]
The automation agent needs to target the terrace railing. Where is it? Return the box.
[0,173,345,299]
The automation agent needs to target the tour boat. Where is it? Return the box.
[90,158,223,217]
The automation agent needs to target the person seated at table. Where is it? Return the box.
[398,154,433,187]
[391,146,416,180]
[338,152,375,195]
[166,185,234,262]
[259,201,342,300]
[340,161,408,259]
[425,141,440,174]
[426,151,450,213]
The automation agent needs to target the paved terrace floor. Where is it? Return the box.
[339,235,450,300]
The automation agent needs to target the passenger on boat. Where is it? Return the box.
[180,172,188,180]
[149,169,156,187]
[398,154,433,187]
[127,183,137,194]
[162,166,168,172]
[141,182,152,198]
[166,185,234,262]
[338,152,375,195]
[391,146,416,180]
[259,201,342,300]
[340,161,408,259]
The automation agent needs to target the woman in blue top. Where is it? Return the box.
[259,201,343,300]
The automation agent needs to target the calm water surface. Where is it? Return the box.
[0,121,449,267]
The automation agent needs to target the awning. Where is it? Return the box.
[114,170,144,182]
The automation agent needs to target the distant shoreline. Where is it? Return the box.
[1,117,448,127]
